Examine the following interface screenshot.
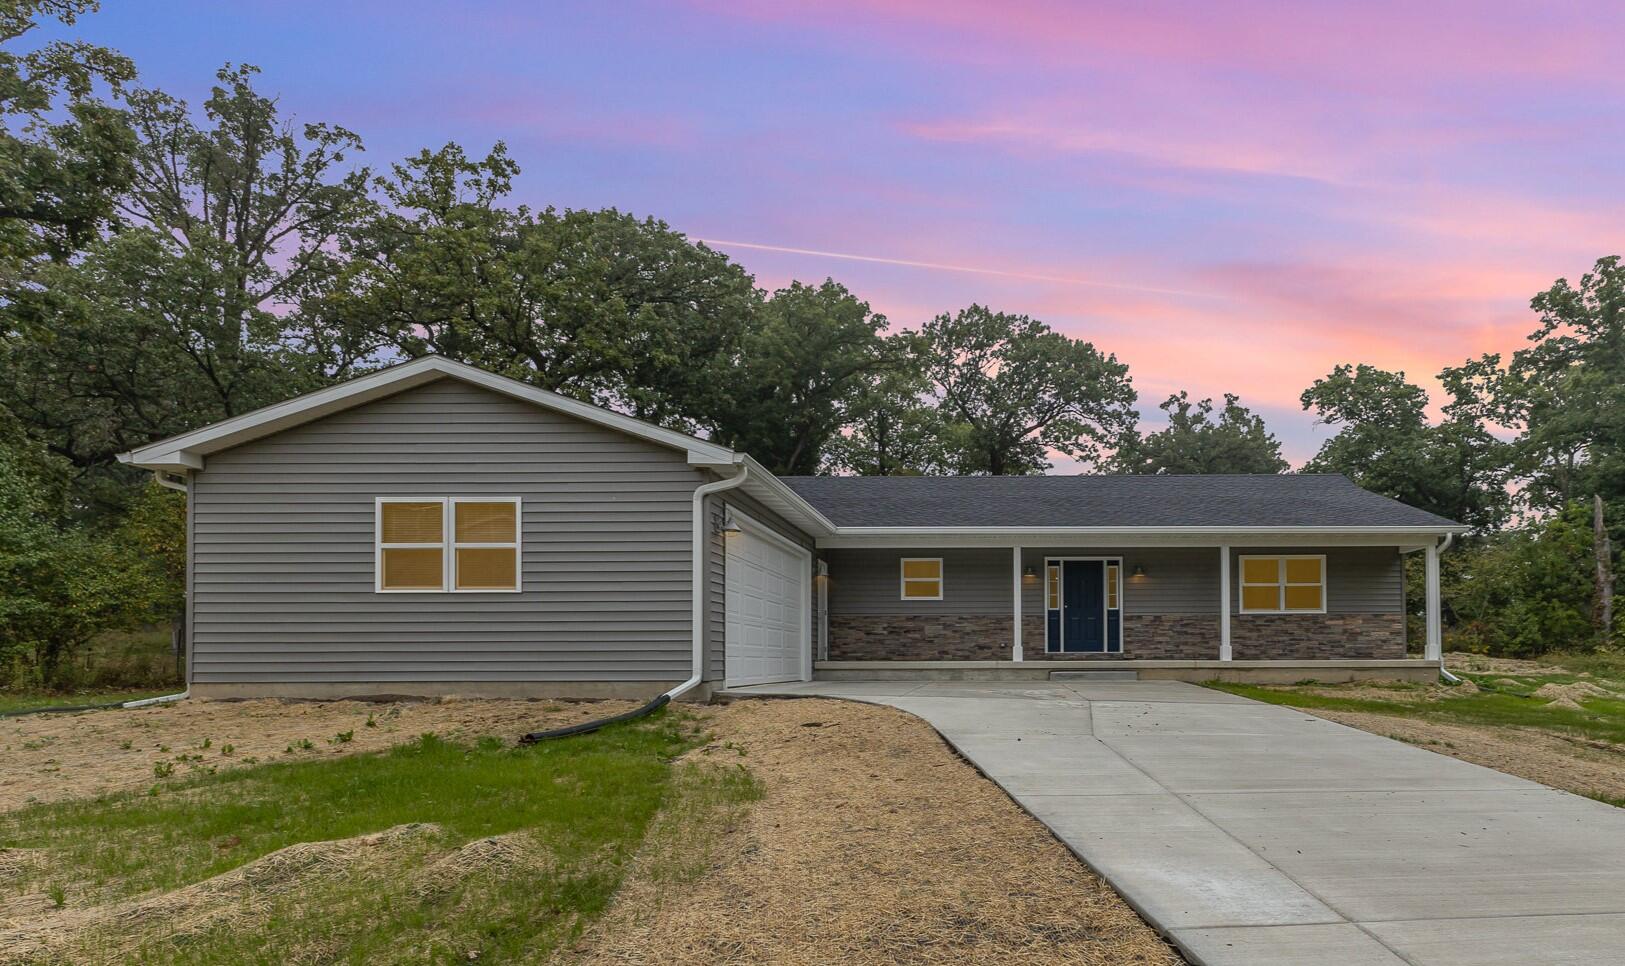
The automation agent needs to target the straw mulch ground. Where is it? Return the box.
[571,697,1181,965]
[0,697,635,811]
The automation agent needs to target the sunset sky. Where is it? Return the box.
[47,0,1625,466]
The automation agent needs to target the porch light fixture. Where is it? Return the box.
[1021,565,1037,578]
[715,510,742,535]
[1131,564,1146,578]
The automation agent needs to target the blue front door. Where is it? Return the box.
[1061,559,1105,652]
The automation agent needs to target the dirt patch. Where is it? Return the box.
[1311,710,1625,803]
[0,698,639,812]
[570,698,1180,965]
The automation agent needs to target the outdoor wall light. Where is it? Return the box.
[1131,564,1146,578]
[1021,566,1037,579]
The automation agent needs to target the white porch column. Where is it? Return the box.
[1012,546,1024,661]
[1219,544,1232,661]
[1424,540,1442,661]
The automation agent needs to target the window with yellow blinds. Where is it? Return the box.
[1238,554,1325,613]
[452,498,520,591]
[376,498,521,592]
[899,557,943,600]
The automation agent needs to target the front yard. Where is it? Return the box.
[1206,651,1625,806]
[0,697,1179,965]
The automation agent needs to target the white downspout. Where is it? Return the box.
[126,470,192,708]
[665,462,750,702]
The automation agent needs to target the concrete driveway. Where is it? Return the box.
[729,679,1625,965]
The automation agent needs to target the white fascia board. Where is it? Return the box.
[737,456,838,536]
[120,356,738,472]
[817,525,1467,549]
[692,454,837,537]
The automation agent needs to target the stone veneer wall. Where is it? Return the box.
[827,615,1012,661]
[829,613,1405,661]
[1231,613,1405,660]
[1023,615,1220,660]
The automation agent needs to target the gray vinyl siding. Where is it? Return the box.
[704,491,818,682]
[189,377,708,683]
[825,549,1014,616]
[831,546,1403,624]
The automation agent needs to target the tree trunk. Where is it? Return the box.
[1597,494,1615,641]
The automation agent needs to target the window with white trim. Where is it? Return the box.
[900,557,943,600]
[376,498,521,592]
[1239,554,1325,613]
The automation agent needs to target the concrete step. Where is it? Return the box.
[1048,669,1140,682]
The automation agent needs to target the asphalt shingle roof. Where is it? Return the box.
[778,474,1461,530]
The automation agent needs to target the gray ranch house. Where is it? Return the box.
[122,357,1466,701]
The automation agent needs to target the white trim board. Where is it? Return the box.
[819,529,1458,549]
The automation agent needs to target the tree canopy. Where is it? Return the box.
[918,305,1137,475]
[1112,392,1288,475]
[1299,364,1511,531]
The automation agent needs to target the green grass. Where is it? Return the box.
[0,688,171,715]
[1535,650,1625,679]
[0,710,758,963]
[2,627,182,711]
[1207,663,1625,746]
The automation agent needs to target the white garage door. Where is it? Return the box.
[725,515,810,688]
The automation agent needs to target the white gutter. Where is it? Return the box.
[827,525,1469,537]
[665,461,750,702]
[1434,532,1461,684]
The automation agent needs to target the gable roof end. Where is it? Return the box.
[118,356,739,473]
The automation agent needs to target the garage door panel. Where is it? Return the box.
[725,523,808,687]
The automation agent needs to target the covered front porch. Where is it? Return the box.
[812,536,1450,682]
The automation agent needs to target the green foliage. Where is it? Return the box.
[824,362,950,475]
[1448,256,1625,515]
[0,427,154,683]
[2,65,369,510]
[919,305,1137,475]
[1300,363,1512,529]
[1443,503,1611,656]
[0,0,136,271]
[116,481,185,616]
[305,142,759,430]
[711,279,895,475]
[1112,391,1287,474]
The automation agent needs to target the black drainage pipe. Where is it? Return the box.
[518,693,671,744]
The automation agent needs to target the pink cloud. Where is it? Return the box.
[696,0,1624,88]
